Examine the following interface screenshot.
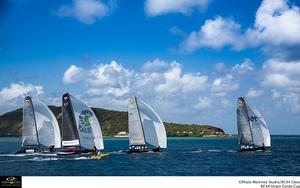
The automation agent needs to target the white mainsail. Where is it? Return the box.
[236,97,253,146]
[128,98,146,146]
[22,96,61,149]
[128,97,167,148]
[22,97,39,147]
[70,94,104,150]
[237,96,271,148]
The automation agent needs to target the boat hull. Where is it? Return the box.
[238,146,266,152]
[126,147,161,153]
[57,150,92,156]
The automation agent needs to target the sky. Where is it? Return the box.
[1,0,300,134]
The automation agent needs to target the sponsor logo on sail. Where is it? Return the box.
[248,116,258,122]
[78,110,93,134]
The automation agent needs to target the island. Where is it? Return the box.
[0,106,228,137]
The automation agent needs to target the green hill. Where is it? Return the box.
[0,106,226,137]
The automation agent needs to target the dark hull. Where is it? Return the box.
[126,149,149,154]
[16,147,55,154]
[238,146,266,152]
[126,148,161,153]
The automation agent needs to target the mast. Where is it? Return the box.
[26,96,40,148]
[134,96,146,146]
[61,95,63,149]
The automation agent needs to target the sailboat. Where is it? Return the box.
[18,96,61,153]
[236,96,271,151]
[127,97,167,153]
[58,93,104,156]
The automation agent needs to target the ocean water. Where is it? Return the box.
[0,136,300,176]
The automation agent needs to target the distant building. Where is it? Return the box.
[114,131,129,138]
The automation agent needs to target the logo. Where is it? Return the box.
[6,177,17,184]
[78,110,93,134]
[0,176,21,188]
[248,116,258,122]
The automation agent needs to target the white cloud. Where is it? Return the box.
[178,0,300,58]
[194,96,212,109]
[179,16,245,53]
[142,58,169,71]
[62,60,211,114]
[87,61,133,88]
[213,62,226,73]
[263,59,300,76]
[263,73,297,88]
[232,58,254,74]
[282,92,300,114]
[154,62,208,94]
[262,59,300,90]
[247,88,263,98]
[246,0,300,47]
[63,65,83,84]
[271,89,281,99]
[211,74,239,95]
[56,0,113,24]
[145,0,210,16]
[0,82,44,105]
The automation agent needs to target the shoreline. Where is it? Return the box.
[2,135,299,139]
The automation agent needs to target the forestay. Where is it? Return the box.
[136,98,167,148]
[70,95,104,150]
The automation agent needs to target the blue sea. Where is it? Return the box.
[0,136,300,176]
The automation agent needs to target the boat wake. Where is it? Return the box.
[73,157,89,160]
[29,157,58,161]
[188,150,203,153]
[0,153,27,157]
[184,149,238,154]
[111,150,126,154]
[0,153,57,157]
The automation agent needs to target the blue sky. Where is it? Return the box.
[1,0,300,134]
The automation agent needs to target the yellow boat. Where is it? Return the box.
[88,153,110,159]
